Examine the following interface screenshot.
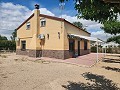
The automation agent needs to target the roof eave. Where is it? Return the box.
[16,14,34,30]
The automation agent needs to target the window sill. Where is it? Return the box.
[26,28,30,30]
[40,26,45,27]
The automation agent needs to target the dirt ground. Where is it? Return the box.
[0,53,120,90]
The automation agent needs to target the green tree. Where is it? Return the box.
[0,34,16,51]
[60,0,120,23]
[73,22,83,28]
[10,29,17,41]
[0,35,8,41]
[107,35,120,44]
[0,40,16,50]
[101,20,120,44]
[101,20,120,35]
[10,29,16,50]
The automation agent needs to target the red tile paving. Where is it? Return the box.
[32,53,105,67]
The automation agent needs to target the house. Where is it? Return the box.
[102,42,119,48]
[16,4,91,59]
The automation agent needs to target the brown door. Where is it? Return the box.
[78,41,80,56]
[69,39,75,57]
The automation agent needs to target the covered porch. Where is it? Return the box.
[67,34,91,58]
[67,34,103,59]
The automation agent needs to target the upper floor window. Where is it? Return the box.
[84,40,87,50]
[40,18,46,27]
[26,22,30,29]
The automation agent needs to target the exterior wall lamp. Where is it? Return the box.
[47,34,49,39]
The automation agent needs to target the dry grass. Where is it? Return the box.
[14,58,19,61]
[34,60,51,64]
[14,57,28,62]
[0,54,7,58]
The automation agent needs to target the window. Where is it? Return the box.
[21,41,26,50]
[26,22,30,29]
[84,40,87,50]
[40,18,46,27]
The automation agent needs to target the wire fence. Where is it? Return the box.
[91,46,120,54]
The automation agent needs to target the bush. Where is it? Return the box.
[91,46,97,53]
[0,40,16,51]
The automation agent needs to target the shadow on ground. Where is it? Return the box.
[102,66,120,72]
[103,59,120,64]
[62,72,120,90]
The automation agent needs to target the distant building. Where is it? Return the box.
[102,42,119,48]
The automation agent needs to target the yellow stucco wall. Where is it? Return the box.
[65,22,90,36]
[39,17,64,50]
[17,19,33,38]
[64,22,90,50]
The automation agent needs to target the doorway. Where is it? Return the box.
[78,41,80,56]
[69,39,75,57]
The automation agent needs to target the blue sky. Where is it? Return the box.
[1,0,76,16]
[0,0,113,40]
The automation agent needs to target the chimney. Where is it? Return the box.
[34,4,40,36]
[34,4,40,16]
[35,4,39,9]
[29,4,40,53]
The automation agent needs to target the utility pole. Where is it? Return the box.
[59,2,65,31]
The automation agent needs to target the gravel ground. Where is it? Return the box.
[0,53,120,90]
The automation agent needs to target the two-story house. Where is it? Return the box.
[16,4,91,59]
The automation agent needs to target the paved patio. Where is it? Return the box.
[30,53,105,67]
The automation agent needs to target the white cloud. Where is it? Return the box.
[86,23,103,32]
[31,8,55,16]
[60,14,98,26]
[87,24,103,29]
[91,31,112,41]
[0,2,55,39]
[40,8,55,16]
[0,2,32,39]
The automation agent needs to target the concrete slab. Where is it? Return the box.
[28,53,105,67]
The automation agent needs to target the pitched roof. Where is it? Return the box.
[16,13,90,34]
[40,14,65,21]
